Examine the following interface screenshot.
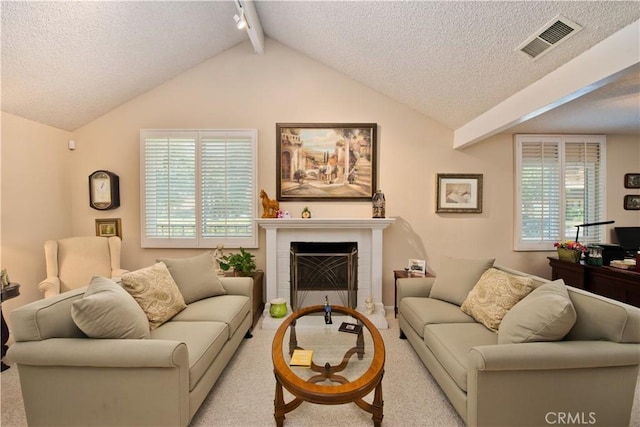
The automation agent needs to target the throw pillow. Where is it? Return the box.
[158,251,226,304]
[498,279,577,344]
[429,256,495,306]
[71,276,150,339]
[121,262,187,330]
[461,268,534,332]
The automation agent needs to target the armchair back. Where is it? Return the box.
[38,236,127,298]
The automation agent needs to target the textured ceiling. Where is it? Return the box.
[2,1,639,136]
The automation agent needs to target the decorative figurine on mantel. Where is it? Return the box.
[260,190,280,218]
[365,295,375,315]
[301,207,312,219]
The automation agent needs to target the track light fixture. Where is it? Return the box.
[234,10,247,30]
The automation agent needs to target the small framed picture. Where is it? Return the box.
[408,259,426,276]
[623,195,640,210]
[95,218,122,239]
[436,173,483,213]
[624,173,640,189]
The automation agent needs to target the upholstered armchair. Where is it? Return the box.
[38,236,128,298]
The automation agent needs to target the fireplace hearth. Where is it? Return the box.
[256,218,395,329]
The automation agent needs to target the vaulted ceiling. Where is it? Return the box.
[2,1,639,146]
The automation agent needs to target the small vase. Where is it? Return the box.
[269,298,288,318]
[372,190,386,218]
[557,248,581,263]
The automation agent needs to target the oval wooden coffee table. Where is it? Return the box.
[272,305,385,426]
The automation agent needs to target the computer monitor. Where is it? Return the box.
[614,227,640,251]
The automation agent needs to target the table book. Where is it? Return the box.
[339,322,363,334]
[290,349,313,367]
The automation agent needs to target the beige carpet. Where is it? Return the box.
[1,314,639,426]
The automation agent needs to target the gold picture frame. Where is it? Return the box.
[95,218,122,239]
[276,123,377,201]
[436,173,483,213]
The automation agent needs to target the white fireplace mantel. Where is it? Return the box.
[256,218,394,328]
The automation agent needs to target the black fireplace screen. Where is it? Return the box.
[290,242,358,310]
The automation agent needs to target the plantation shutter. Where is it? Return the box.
[141,129,257,248]
[201,132,255,242]
[563,136,604,244]
[517,136,561,250]
[515,134,605,251]
[142,132,197,247]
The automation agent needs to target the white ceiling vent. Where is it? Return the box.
[517,15,583,60]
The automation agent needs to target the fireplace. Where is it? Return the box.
[256,218,394,329]
[290,241,358,310]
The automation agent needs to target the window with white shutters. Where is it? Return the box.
[514,134,605,251]
[140,129,258,248]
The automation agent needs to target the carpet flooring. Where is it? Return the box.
[1,313,639,427]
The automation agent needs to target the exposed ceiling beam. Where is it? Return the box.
[237,0,264,54]
[453,19,640,149]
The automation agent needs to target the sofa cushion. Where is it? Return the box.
[400,297,475,338]
[499,279,577,344]
[158,252,226,304]
[171,295,251,338]
[461,268,534,332]
[429,256,495,306]
[151,321,228,391]
[121,262,187,330]
[72,276,150,339]
[424,323,498,392]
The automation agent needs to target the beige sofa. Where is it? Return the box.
[398,261,640,427]
[8,270,253,427]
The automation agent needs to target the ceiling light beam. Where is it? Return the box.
[453,19,640,149]
[235,0,264,54]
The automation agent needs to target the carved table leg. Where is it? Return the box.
[371,373,384,427]
[274,376,286,427]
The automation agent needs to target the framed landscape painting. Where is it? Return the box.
[276,123,377,201]
[436,173,483,213]
[95,218,122,239]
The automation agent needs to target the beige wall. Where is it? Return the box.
[1,112,73,319]
[2,38,639,323]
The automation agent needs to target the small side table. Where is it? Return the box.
[1,283,20,371]
[393,270,434,318]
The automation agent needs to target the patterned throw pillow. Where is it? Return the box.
[121,262,187,330]
[461,268,534,332]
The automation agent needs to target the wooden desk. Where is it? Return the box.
[548,258,640,307]
[393,270,435,317]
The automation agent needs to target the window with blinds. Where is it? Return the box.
[140,129,258,248]
[514,134,605,251]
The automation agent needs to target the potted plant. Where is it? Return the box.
[219,248,256,276]
[554,240,586,263]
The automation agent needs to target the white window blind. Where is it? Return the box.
[515,134,605,251]
[141,129,258,248]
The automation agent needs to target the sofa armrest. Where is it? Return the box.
[396,276,435,302]
[8,338,189,368]
[220,276,253,298]
[468,340,640,371]
[467,341,640,427]
[37,277,60,298]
